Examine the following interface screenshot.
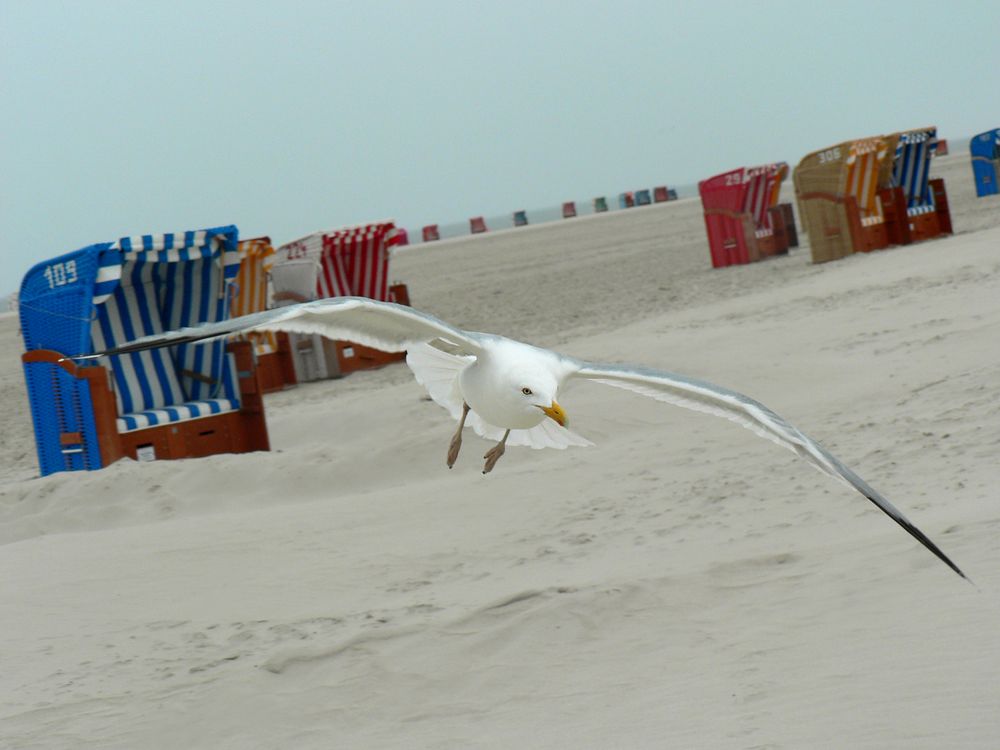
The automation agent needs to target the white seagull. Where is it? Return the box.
[76,297,967,581]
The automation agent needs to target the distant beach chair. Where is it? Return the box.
[885,127,952,243]
[618,192,634,209]
[562,202,577,219]
[19,226,270,475]
[271,222,408,382]
[513,210,529,227]
[653,186,669,203]
[635,189,652,206]
[744,163,796,256]
[970,128,1000,197]
[231,237,296,394]
[935,139,949,156]
[700,168,755,268]
[422,224,440,242]
[794,137,893,263]
[667,188,678,201]
[699,163,794,268]
[470,216,488,234]
[592,196,608,213]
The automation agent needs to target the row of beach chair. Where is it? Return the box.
[699,125,977,269]
[421,186,678,241]
[793,126,952,263]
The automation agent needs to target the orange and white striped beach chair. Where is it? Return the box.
[843,136,893,252]
[794,135,894,263]
[699,162,795,268]
[231,237,296,393]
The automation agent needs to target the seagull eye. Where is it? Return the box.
[521,387,533,396]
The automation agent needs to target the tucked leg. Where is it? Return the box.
[447,402,471,469]
[482,429,511,475]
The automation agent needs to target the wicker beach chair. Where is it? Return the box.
[743,163,794,257]
[699,163,794,268]
[231,237,296,394]
[794,136,895,263]
[885,127,953,243]
[270,222,408,382]
[969,128,1000,198]
[19,226,270,475]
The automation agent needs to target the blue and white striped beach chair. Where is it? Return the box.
[886,127,953,243]
[890,128,937,213]
[19,226,269,476]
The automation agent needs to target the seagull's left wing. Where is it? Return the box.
[73,297,485,361]
[570,360,967,581]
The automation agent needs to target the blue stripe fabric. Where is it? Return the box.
[222,354,239,402]
[891,128,937,211]
[124,262,155,411]
[89,225,242,431]
[93,249,123,304]
[115,398,238,433]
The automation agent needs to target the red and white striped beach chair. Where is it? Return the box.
[271,222,409,382]
[742,163,795,256]
[699,163,795,268]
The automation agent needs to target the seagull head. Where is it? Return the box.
[511,371,567,428]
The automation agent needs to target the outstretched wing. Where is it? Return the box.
[72,297,485,361]
[571,360,967,581]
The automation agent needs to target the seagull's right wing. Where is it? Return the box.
[570,360,968,582]
[73,297,485,361]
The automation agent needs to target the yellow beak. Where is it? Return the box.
[539,400,568,427]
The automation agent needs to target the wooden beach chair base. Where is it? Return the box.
[255,333,298,394]
[881,179,953,246]
[23,342,269,469]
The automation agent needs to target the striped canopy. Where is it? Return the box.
[88,226,242,428]
[94,228,241,305]
[742,163,787,231]
[232,237,278,355]
[700,163,787,231]
[845,137,892,221]
[890,127,938,210]
[272,221,400,303]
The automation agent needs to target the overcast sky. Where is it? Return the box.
[2,0,997,296]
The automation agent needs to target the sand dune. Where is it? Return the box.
[2,153,999,749]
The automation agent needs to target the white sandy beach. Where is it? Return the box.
[2,153,999,749]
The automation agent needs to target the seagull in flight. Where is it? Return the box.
[75,297,968,581]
